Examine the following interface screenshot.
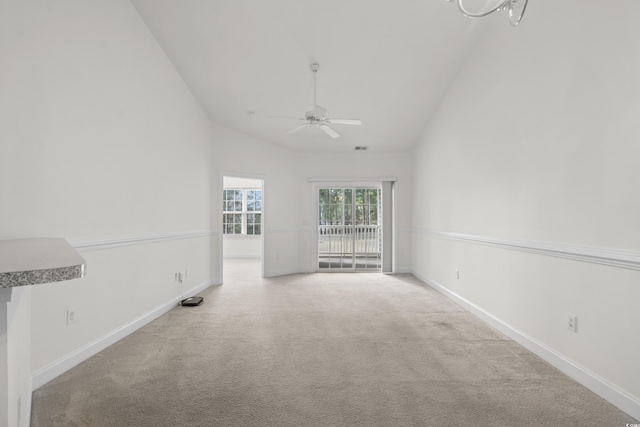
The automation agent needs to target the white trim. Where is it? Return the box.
[25,378,32,427]
[414,228,640,271]
[264,267,311,277]
[308,176,397,182]
[218,233,224,286]
[222,234,261,239]
[68,230,218,252]
[412,271,640,421]
[223,184,261,190]
[220,170,266,182]
[382,181,393,273]
[220,171,267,280]
[31,279,215,390]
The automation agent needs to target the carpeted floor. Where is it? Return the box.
[31,259,637,426]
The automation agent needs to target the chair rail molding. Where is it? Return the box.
[413,228,640,271]
[68,229,218,252]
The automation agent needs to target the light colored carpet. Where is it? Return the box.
[31,259,637,426]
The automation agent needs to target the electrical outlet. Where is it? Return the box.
[567,315,577,333]
[456,269,460,279]
[66,309,76,325]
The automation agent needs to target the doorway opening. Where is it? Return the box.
[221,175,264,281]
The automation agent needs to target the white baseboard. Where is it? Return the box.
[31,279,214,390]
[412,270,640,421]
[264,267,310,277]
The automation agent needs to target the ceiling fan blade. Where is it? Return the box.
[320,125,340,139]
[313,105,327,119]
[287,124,309,134]
[325,118,362,126]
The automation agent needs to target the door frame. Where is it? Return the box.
[310,179,395,273]
[219,171,266,282]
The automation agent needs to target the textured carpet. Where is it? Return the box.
[31,259,637,426]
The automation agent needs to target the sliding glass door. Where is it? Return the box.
[317,187,382,271]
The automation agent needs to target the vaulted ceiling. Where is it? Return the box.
[131,0,492,152]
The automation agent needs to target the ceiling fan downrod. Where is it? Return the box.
[311,63,320,114]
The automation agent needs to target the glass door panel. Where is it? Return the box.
[318,187,381,271]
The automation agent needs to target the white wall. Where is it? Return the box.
[223,236,261,259]
[0,5,412,412]
[411,1,640,418]
[211,124,302,277]
[211,128,414,274]
[0,1,215,413]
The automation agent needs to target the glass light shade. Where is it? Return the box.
[447,0,528,26]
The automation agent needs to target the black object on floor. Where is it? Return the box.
[180,296,204,307]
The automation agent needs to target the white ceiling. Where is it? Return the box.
[131,0,491,152]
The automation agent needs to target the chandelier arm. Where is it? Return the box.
[508,0,527,26]
[456,0,509,19]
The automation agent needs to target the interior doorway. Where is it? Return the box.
[221,175,264,280]
[316,186,382,272]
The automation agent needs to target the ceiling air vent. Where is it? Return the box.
[354,146,368,151]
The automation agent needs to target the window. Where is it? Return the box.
[223,189,262,235]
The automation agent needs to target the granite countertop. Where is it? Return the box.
[0,238,85,288]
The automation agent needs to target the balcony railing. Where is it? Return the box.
[318,225,381,255]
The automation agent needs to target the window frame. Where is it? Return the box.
[223,188,262,236]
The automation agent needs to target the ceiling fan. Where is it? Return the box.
[272,63,361,138]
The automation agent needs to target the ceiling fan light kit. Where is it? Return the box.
[447,0,528,26]
[271,63,362,139]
